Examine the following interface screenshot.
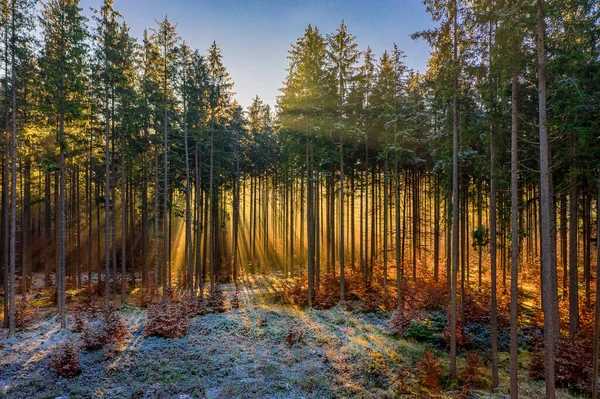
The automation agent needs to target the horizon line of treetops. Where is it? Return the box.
[1,0,599,398]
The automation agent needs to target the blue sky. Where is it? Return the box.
[80,0,434,109]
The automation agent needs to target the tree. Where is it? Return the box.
[326,20,359,301]
[39,0,87,329]
[152,16,179,297]
[180,42,194,295]
[206,40,233,288]
[93,0,121,307]
[537,0,557,396]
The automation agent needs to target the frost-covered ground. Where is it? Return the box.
[0,276,578,399]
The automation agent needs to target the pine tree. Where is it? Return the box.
[152,16,179,297]
[39,0,87,329]
[326,20,359,301]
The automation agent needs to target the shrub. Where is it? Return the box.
[102,303,127,344]
[140,281,160,307]
[387,307,411,336]
[82,323,108,350]
[555,336,593,393]
[257,315,267,328]
[313,274,339,310]
[460,352,484,389]
[81,302,127,349]
[417,349,443,392]
[179,294,199,317]
[230,288,240,310]
[51,341,81,378]
[207,286,226,313]
[392,364,413,395]
[144,298,190,339]
[527,340,545,381]
[406,320,436,342]
[280,277,309,307]
[77,289,101,318]
[40,285,57,306]
[72,309,87,333]
[286,323,304,347]
[443,313,471,347]
[15,294,36,329]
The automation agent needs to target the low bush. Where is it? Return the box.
[526,335,594,394]
[417,349,443,392]
[15,294,37,329]
[460,352,485,390]
[139,281,160,307]
[555,336,593,393]
[392,364,414,395]
[406,320,437,342]
[527,338,545,381]
[230,288,240,310]
[144,298,190,339]
[387,307,411,336]
[103,303,127,343]
[286,323,304,347]
[206,286,226,313]
[51,341,81,378]
[80,302,127,350]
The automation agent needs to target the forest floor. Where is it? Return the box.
[0,275,579,399]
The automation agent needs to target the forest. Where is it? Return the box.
[0,0,599,398]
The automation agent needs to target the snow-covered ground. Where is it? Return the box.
[0,276,578,399]
[0,276,428,399]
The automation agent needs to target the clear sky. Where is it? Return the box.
[80,0,434,109]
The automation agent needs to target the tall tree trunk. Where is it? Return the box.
[592,172,600,399]
[87,138,93,285]
[154,149,159,288]
[307,138,314,308]
[121,122,127,304]
[569,170,578,339]
[537,1,557,396]
[412,170,418,281]
[162,58,169,298]
[104,54,111,308]
[232,129,240,283]
[58,109,66,328]
[182,72,193,296]
[490,116,499,391]
[449,0,459,378]
[509,73,519,399]
[434,175,440,282]
[209,117,215,289]
[395,161,401,308]
[23,160,31,293]
[383,158,388,292]
[560,193,567,297]
[8,14,17,333]
[339,133,345,301]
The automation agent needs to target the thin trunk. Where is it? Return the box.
[8,11,17,333]
[395,161,401,308]
[183,65,193,296]
[339,133,345,301]
[591,172,600,399]
[537,1,556,396]
[383,158,388,292]
[233,129,240,283]
[449,0,459,378]
[162,47,169,298]
[509,73,519,399]
[121,122,127,304]
[307,138,314,308]
[569,171,578,339]
[104,38,111,307]
[434,176,440,282]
